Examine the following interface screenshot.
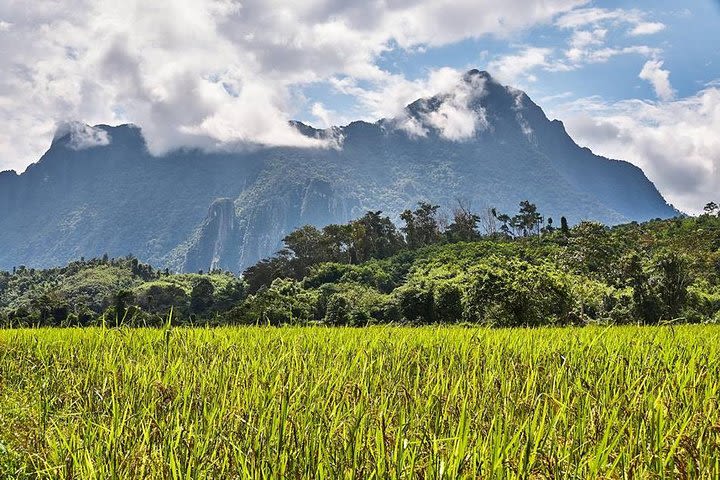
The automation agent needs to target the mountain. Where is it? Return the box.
[0,70,676,273]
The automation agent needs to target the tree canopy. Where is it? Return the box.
[3,201,719,328]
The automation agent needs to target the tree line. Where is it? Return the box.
[2,200,719,328]
[244,200,563,292]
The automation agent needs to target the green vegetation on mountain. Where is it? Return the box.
[3,201,719,327]
[0,71,676,274]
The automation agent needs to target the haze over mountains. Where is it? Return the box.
[0,70,676,273]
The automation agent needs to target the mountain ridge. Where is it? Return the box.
[0,70,677,273]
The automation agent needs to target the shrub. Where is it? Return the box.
[324,294,353,326]
[134,283,189,318]
[395,283,435,324]
[225,279,318,326]
[433,283,463,323]
[463,260,572,327]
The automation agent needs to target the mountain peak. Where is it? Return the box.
[49,122,146,154]
[51,122,113,150]
[463,69,493,82]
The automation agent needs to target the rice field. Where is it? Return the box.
[1,325,719,479]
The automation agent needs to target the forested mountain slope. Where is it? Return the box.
[0,70,676,272]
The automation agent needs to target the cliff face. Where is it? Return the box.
[180,198,236,273]
[173,175,359,273]
[0,71,677,272]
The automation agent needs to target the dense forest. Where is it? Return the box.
[2,201,720,328]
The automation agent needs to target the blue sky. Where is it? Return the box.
[0,0,718,212]
[297,1,719,124]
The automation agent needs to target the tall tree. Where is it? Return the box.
[351,211,405,262]
[496,213,513,238]
[652,252,691,320]
[622,252,661,324]
[282,225,328,276]
[242,254,293,293]
[446,203,481,242]
[545,217,555,233]
[190,277,215,315]
[560,216,570,235]
[513,200,543,237]
[321,223,355,264]
[401,202,442,248]
[566,221,618,277]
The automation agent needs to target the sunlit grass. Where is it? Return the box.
[1,325,719,478]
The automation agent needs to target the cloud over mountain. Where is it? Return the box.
[0,71,676,273]
[1,1,717,216]
[557,83,720,214]
[0,0,585,170]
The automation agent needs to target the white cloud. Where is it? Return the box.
[487,5,666,86]
[421,73,489,140]
[555,7,630,29]
[330,67,472,121]
[486,42,659,87]
[639,59,675,101]
[539,91,574,103]
[394,116,429,138]
[555,87,720,214]
[555,7,664,33]
[630,22,666,36]
[563,31,659,65]
[424,104,479,140]
[54,121,111,150]
[338,68,489,140]
[0,0,588,172]
[570,28,607,49]
[565,28,606,61]
[586,45,659,63]
[554,7,664,67]
[0,20,11,31]
[487,47,554,84]
[309,101,353,129]
[311,102,333,129]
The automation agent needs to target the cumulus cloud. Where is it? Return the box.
[555,7,664,34]
[486,6,666,86]
[569,28,607,50]
[639,59,675,101]
[630,22,666,36]
[555,87,720,214]
[551,7,664,69]
[421,73,489,140]
[394,116,429,138]
[424,104,479,140]
[336,68,490,140]
[488,48,554,84]
[54,121,111,150]
[330,66,473,121]
[310,103,334,129]
[0,0,587,171]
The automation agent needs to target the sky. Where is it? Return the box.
[0,0,718,213]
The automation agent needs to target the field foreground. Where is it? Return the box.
[1,326,719,478]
